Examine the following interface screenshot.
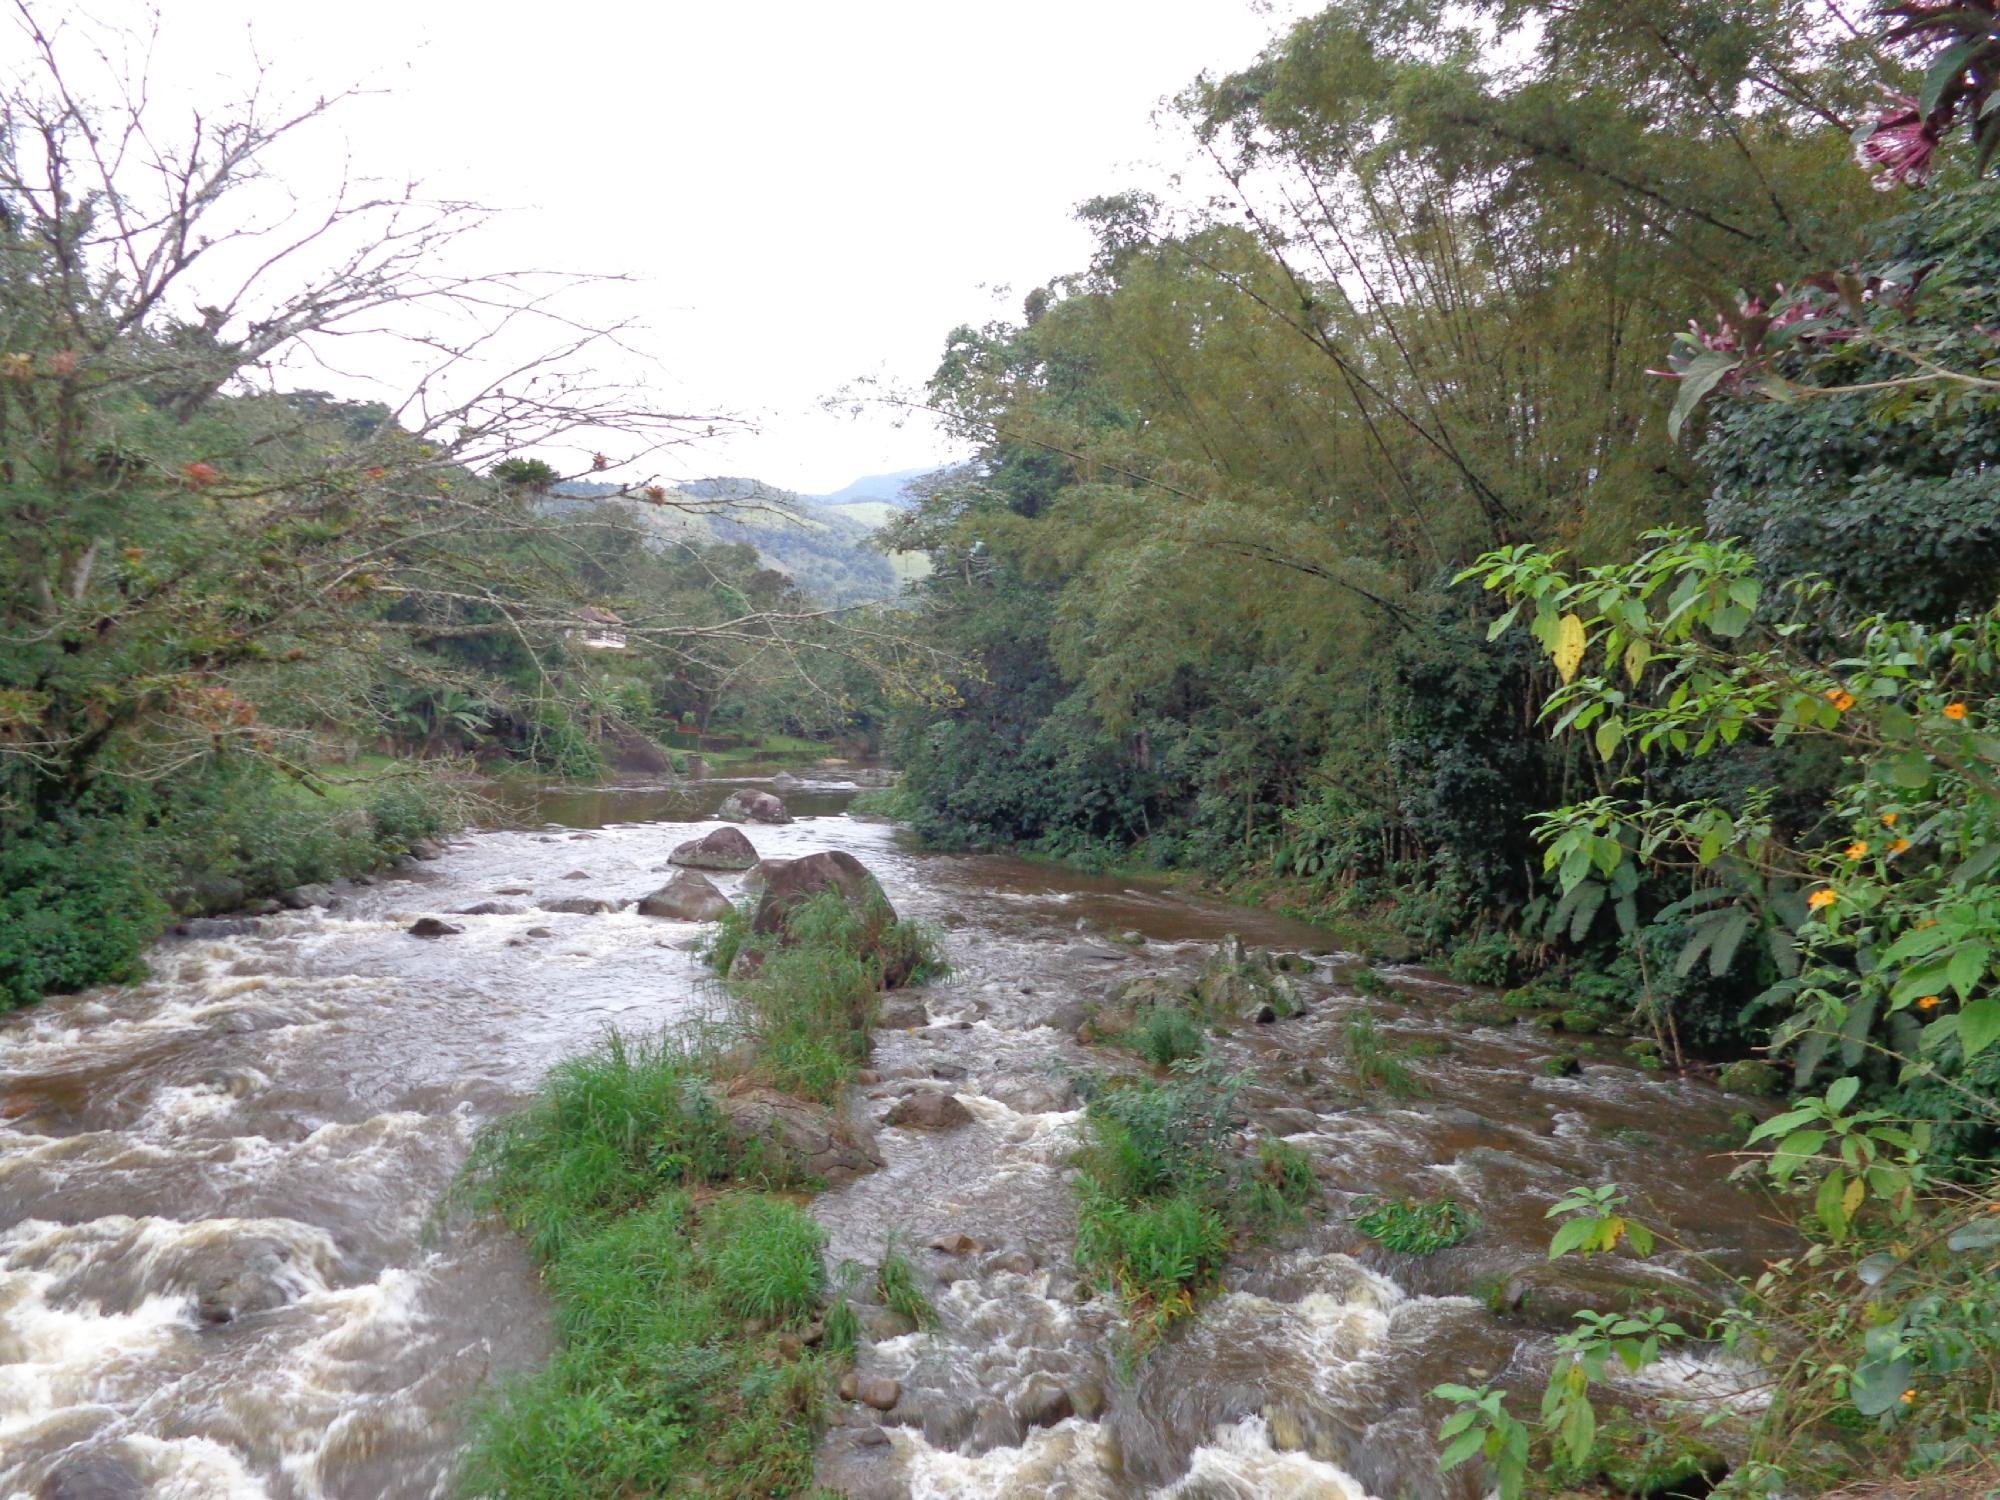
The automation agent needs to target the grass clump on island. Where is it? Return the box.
[451,886,945,1498]
[1352,1195,1478,1255]
[706,889,947,1105]
[1071,1061,1318,1342]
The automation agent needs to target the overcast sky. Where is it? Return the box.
[40,1,1307,494]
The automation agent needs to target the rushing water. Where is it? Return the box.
[0,771,1784,1499]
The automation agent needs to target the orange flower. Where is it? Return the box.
[181,461,220,489]
[1901,1389,1917,1405]
[1889,838,1911,855]
[1916,995,1940,1012]
[1944,702,1968,721]
[1845,841,1869,860]
[1881,812,1899,828]
[1825,688,1856,712]
[1808,888,1838,911]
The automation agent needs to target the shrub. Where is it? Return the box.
[1075,1184,1230,1318]
[1446,930,1516,987]
[0,826,163,1010]
[1245,1138,1319,1228]
[1352,1195,1478,1255]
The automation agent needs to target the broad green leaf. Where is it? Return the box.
[1849,1355,1913,1417]
[1668,350,1740,440]
[1958,998,2000,1061]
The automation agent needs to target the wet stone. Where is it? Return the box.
[927,1232,981,1256]
[668,826,759,871]
[885,1090,973,1130]
[1013,1375,1074,1429]
[539,896,615,915]
[984,1249,1036,1276]
[861,1306,917,1341]
[560,869,591,880]
[877,996,929,1029]
[407,917,461,939]
[636,870,731,922]
[454,901,523,916]
[972,1399,1025,1453]
[36,1451,146,1500]
[859,1377,902,1411]
[718,788,792,824]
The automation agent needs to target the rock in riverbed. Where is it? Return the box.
[636,870,732,922]
[539,896,616,915]
[407,917,461,939]
[718,788,792,824]
[886,1090,973,1130]
[668,825,760,871]
[719,1086,882,1185]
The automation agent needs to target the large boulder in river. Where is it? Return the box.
[668,826,760,871]
[718,788,792,825]
[747,851,921,989]
[751,851,891,936]
[637,870,732,923]
[719,1084,882,1185]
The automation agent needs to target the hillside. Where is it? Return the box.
[547,471,934,606]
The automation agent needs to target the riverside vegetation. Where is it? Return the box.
[868,3,2000,1497]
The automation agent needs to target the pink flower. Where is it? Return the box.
[1857,98,1941,188]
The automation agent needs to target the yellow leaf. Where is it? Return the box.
[1844,1175,1866,1219]
[1624,639,1650,686]
[1553,613,1587,685]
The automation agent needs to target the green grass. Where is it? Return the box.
[719,889,946,1105]
[1344,1012,1428,1098]
[848,784,916,820]
[1351,1195,1478,1255]
[1125,1005,1209,1068]
[874,1241,937,1330]
[1070,1063,1320,1342]
[451,1043,835,1497]
[452,882,945,1496]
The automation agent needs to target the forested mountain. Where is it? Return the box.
[549,471,935,605]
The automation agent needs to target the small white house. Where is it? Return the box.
[573,605,628,650]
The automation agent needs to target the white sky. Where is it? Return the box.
[37,0,1307,494]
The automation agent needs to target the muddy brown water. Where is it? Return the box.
[0,772,1787,1499]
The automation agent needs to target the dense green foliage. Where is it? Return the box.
[451,1034,832,1498]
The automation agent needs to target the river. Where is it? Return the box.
[0,769,1785,1499]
